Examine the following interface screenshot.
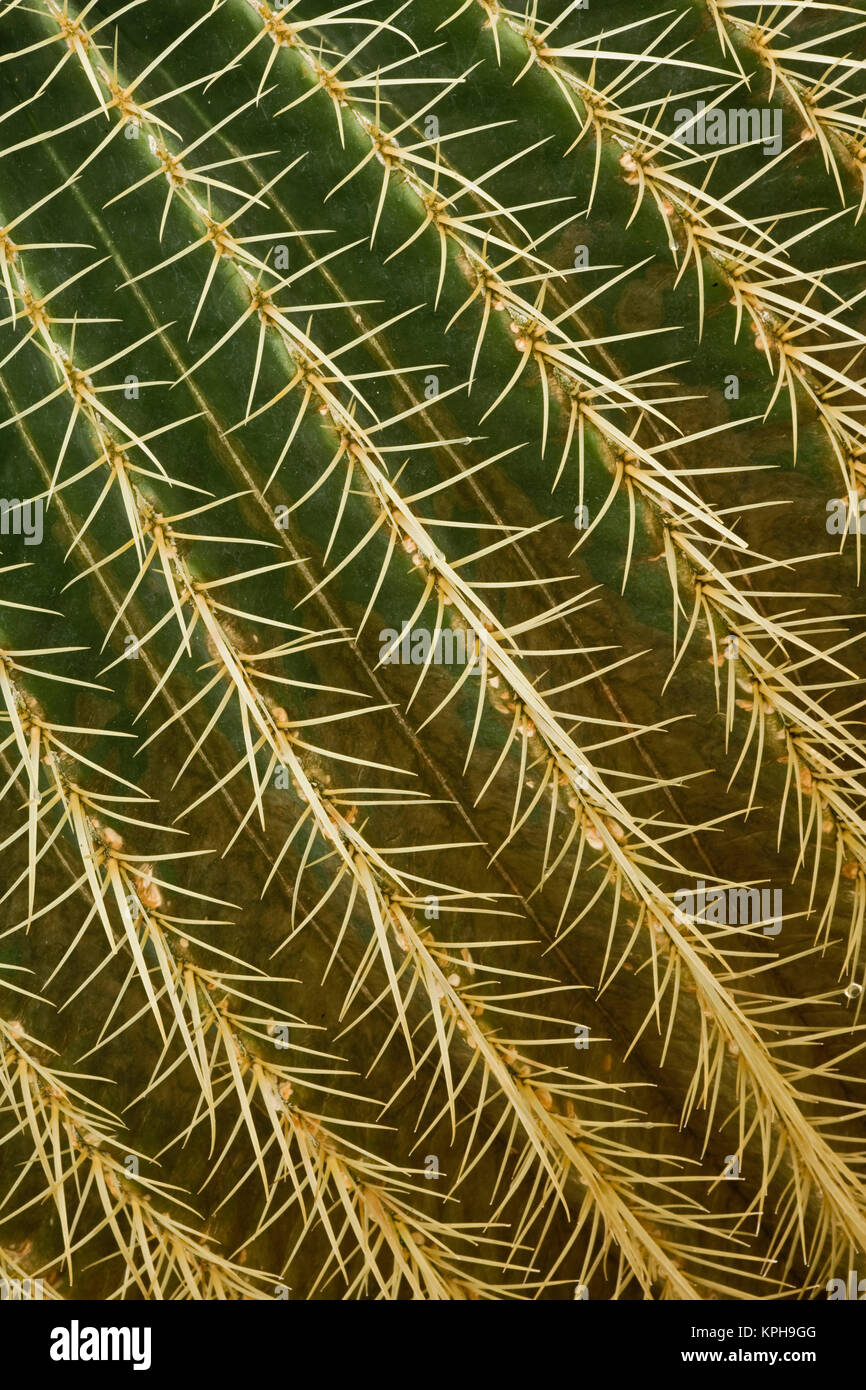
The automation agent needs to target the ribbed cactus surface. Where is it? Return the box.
[0,0,865,1300]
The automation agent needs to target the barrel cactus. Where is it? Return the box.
[0,0,865,1301]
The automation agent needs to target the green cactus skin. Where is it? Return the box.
[0,0,865,1301]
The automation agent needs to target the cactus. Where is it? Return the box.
[0,0,864,1301]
